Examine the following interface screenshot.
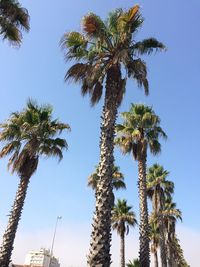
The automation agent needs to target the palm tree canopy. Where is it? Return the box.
[115,104,167,160]
[0,0,30,45]
[112,199,137,236]
[147,163,174,202]
[88,165,126,190]
[0,99,70,176]
[61,5,165,105]
[163,196,182,223]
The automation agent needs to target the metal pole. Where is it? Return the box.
[49,216,62,267]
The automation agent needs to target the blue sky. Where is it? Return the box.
[0,0,200,266]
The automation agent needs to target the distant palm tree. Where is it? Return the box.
[147,164,174,267]
[126,258,139,267]
[112,199,137,267]
[0,100,70,267]
[115,104,167,266]
[88,165,126,204]
[162,196,183,266]
[149,216,160,267]
[61,5,165,266]
[0,0,29,45]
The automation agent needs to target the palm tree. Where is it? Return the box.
[88,165,126,204]
[61,6,165,266]
[149,216,160,267]
[115,104,167,266]
[126,259,139,267]
[0,100,70,267]
[0,0,29,45]
[162,196,183,267]
[112,199,137,267]
[171,236,189,267]
[147,164,174,267]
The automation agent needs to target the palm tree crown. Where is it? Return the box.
[112,199,137,235]
[88,165,126,191]
[0,0,30,45]
[0,99,70,175]
[61,6,165,105]
[115,104,167,159]
[147,164,174,211]
[112,199,137,267]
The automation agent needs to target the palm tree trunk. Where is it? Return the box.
[0,175,30,267]
[159,220,167,267]
[167,245,173,267]
[159,197,167,267]
[120,233,125,267]
[138,156,150,267]
[87,65,122,267]
[154,251,159,267]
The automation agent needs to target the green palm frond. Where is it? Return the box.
[133,38,166,55]
[0,0,29,45]
[61,6,165,106]
[0,99,70,175]
[126,59,149,95]
[112,199,137,236]
[88,164,126,191]
[115,104,166,159]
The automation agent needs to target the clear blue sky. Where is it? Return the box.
[0,0,199,266]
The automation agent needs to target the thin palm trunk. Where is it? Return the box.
[88,66,121,267]
[138,156,150,267]
[167,244,173,267]
[0,175,30,267]
[159,219,167,267]
[120,232,125,267]
[159,196,167,267]
[154,251,159,267]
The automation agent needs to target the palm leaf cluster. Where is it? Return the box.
[115,104,167,159]
[61,6,165,106]
[0,100,70,175]
[0,0,29,45]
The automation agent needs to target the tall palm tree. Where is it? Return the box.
[0,0,29,45]
[61,6,165,266]
[147,164,174,267]
[115,104,167,266]
[0,100,70,267]
[112,199,137,267]
[88,165,126,204]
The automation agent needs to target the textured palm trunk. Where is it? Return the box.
[87,66,122,267]
[154,251,159,267]
[0,175,30,267]
[159,220,167,267]
[138,156,150,267]
[120,232,125,267]
[167,243,174,267]
[159,197,167,267]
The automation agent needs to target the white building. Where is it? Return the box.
[24,248,60,267]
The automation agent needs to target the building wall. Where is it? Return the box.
[24,248,59,267]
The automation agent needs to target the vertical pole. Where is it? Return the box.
[49,216,62,267]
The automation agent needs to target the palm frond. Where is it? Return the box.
[134,38,166,55]
[126,59,149,95]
